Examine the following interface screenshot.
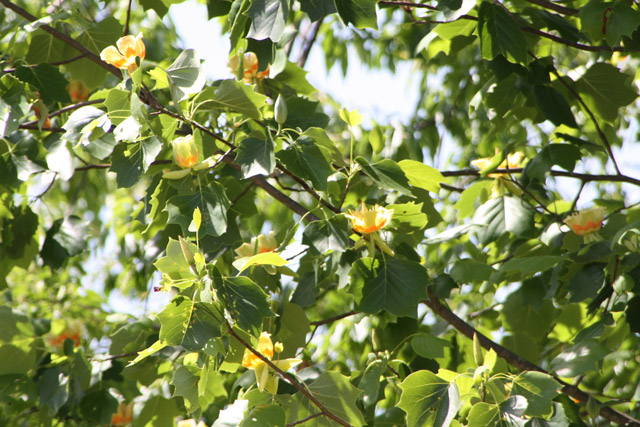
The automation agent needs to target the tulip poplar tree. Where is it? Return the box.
[3,0,640,426]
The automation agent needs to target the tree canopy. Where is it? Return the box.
[1,0,640,426]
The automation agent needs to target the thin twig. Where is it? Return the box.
[310,310,357,326]
[525,0,578,15]
[550,70,622,175]
[378,1,440,11]
[124,0,133,36]
[226,322,353,427]
[286,412,323,426]
[0,0,122,78]
[2,53,88,73]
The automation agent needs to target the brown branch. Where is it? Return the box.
[276,164,341,213]
[18,124,65,132]
[310,310,357,326]
[524,0,578,16]
[48,99,105,118]
[286,412,323,426]
[422,289,640,426]
[439,168,640,187]
[124,0,133,36]
[2,53,88,73]
[378,1,440,11]
[0,0,122,78]
[298,17,324,68]
[549,70,622,175]
[226,322,353,427]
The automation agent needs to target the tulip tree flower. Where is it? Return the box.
[228,52,269,84]
[234,231,278,258]
[565,207,605,243]
[471,151,524,197]
[242,332,301,394]
[100,33,145,74]
[163,135,219,179]
[110,402,134,426]
[345,203,394,256]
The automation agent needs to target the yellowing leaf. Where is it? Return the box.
[233,252,288,273]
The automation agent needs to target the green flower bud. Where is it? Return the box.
[274,94,287,125]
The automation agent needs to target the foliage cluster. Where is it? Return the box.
[1,0,640,426]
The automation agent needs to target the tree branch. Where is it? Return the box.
[2,53,88,73]
[124,0,133,36]
[0,0,122,78]
[310,310,357,326]
[422,289,640,426]
[298,17,324,69]
[226,322,353,427]
[378,1,440,11]
[524,0,578,15]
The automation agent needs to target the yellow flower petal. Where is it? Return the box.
[345,203,393,234]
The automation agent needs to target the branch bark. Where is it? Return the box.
[422,289,640,426]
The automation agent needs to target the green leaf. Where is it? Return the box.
[216,276,274,335]
[302,216,351,255]
[62,17,122,89]
[300,0,337,21]
[550,339,609,377]
[450,259,496,283]
[136,395,179,427]
[246,0,289,42]
[38,368,69,414]
[511,371,561,417]
[0,343,36,375]
[203,80,267,120]
[454,180,493,219]
[467,402,500,427]
[501,256,564,276]
[282,97,329,130]
[25,34,66,63]
[41,216,89,268]
[606,1,640,46]
[235,136,275,178]
[269,62,317,96]
[182,302,224,351]
[154,237,199,284]
[130,340,167,365]
[387,202,428,232]
[574,62,638,122]
[165,183,231,237]
[14,64,71,104]
[172,365,200,412]
[473,195,534,245]
[411,334,452,359]
[334,0,378,29]
[522,144,581,184]
[277,136,334,191]
[533,85,577,128]
[478,2,528,64]
[109,137,162,188]
[566,262,605,302]
[356,259,429,318]
[80,390,118,426]
[501,292,557,341]
[339,107,363,126]
[398,370,458,427]
[241,404,286,427]
[276,303,310,359]
[166,49,206,103]
[158,295,195,346]
[356,157,413,195]
[296,371,365,426]
[398,160,448,193]
[105,88,130,126]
